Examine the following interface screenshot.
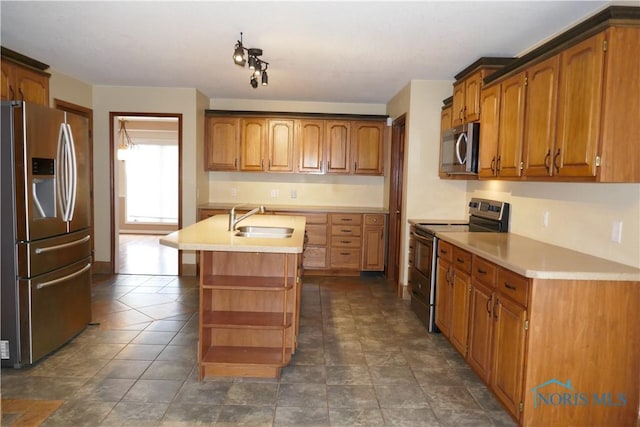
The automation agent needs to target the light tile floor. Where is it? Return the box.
[1,274,516,426]
[118,234,178,275]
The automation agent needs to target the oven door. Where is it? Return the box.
[413,233,434,280]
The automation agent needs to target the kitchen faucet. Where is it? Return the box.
[228,204,266,231]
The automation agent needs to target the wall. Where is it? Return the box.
[92,86,203,266]
[386,80,468,294]
[468,181,640,268]
[207,98,388,207]
[48,68,92,108]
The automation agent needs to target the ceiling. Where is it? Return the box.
[1,1,613,104]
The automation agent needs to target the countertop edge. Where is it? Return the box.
[199,203,388,214]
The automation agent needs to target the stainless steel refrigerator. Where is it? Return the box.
[1,100,92,368]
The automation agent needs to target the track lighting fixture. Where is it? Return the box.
[233,32,270,89]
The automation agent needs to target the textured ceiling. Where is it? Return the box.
[1,1,612,104]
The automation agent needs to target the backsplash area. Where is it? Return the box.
[468,181,640,268]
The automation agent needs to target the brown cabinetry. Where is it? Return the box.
[329,213,362,270]
[325,121,351,174]
[204,117,240,171]
[298,213,328,269]
[452,70,484,126]
[297,120,325,173]
[361,214,385,271]
[435,242,453,335]
[198,251,301,379]
[240,118,267,171]
[478,84,501,178]
[1,58,49,106]
[267,119,295,172]
[351,121,384,175]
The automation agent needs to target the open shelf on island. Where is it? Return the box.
[202,311,293,329]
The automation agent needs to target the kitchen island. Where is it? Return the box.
[434,231,640,427]
[161,214,306,379]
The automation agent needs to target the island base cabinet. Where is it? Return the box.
[198,251,301,379]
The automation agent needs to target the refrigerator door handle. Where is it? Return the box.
[34,235,91,254]
[64,123,78,221]
[35,263,91,290]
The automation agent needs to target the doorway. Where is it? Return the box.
[110,113,182,275]
[387,114,406,296]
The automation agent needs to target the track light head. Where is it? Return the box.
[250,75,258,89]
[248,55,257,70]
[233,32,246,66]
[261,70,268,86]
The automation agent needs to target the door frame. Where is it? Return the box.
[54,99,95,269]
[109,112,183,275]
[387,114,406,296]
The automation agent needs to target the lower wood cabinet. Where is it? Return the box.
[437,241,640,426]
[329,213,362,271]
[361,214,385,271]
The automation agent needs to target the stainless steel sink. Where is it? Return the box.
[234,226,294,238]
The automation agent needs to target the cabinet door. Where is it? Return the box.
[1,61,13,101]
[441,106,452,133]
[352,121,384,175]
[14,65,49,105]
[449,269,471,355]
[464,70,483,123]
[204,117,239,171]
[361,225,384,271]
[555,32,605,178]
[297,120,324,173]
[497,72,526,177]
[435,260,451,336]
[240,118,267,171]
[522,56,560,177]
[325,121,351,174]
[267,119,295,172]
[467,281,494,382]
[492,296,527,420]
[452,81,465,127]
[478,85,501,178]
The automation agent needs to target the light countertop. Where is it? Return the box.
[160,214,306,253]
[436,232,640,281]
[199,203,388,215]
[408,218,468,225]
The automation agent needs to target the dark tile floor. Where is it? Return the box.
[1,274,515,426]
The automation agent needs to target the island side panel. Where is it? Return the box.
[523,279,640,426]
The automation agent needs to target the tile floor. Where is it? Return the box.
[118,234,178,275]
[1,273,515,426]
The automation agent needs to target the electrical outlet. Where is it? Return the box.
[611,221,623,243]
[542,211,549,228]
[270,189,279,198]
[290,189,297,199]
[231,188,237,197]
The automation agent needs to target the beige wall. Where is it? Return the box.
[206,98,388,208]
[92,86,203,265]
[48,68,92,108]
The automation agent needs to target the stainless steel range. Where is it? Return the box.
[410,198,510,331]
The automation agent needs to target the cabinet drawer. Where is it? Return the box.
[303,247,327,268]
[301,213,328,224]
[438,241,453,262]
[330,248,361,269]
[331,225,361,237]
[331,213,362,225]
[452,247,472,274]
[305,224,327,245]
[497,268,529,307]
[364,214,385,226]
[472,256,497,288]
[331,236,361,248]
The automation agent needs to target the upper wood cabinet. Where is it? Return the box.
[204,113,386,176]
[452,70,484,126]
[240,118,267,171]
[325,120,351,174]
[267,119,295,172]
[496,72,526,178]
[351,121,384,175]
[478,84,501,178]
[1,58,49,106]
[521,55,560,177]
[204,116,240,171]
[297,120,325,173]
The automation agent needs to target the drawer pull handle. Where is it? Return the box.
[340,252,350,256]
[341,218,353,222]
[340,240,351,244]
[456,257,465,263]
[504,283,517,291]
[440,249,448,255]
[341,229,352,233]
[477,268,487,275]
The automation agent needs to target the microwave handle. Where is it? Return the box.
[455,132,467,165]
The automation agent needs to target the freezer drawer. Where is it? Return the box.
[20,257,92,365]
[17,229,91,278]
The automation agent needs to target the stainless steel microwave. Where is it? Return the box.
[440,122,480,174]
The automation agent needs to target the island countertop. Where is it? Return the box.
[160,214,306,253]
[436,231,640,281]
